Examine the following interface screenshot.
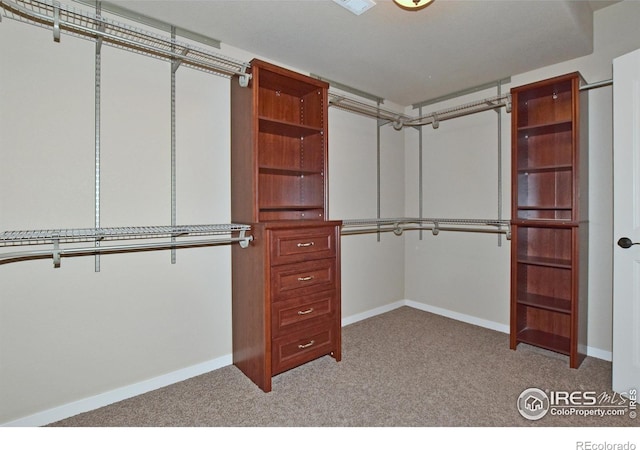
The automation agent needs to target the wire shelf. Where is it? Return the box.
[405,94,512,128]
[0,0,250,80]
[328,93,412,129]
[0,224,252,247]
[329,91,511,130]
[0,224,254,267]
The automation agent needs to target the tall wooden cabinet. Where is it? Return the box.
[231,59,341,392]
[509,72,588,368]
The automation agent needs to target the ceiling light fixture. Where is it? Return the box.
[393,0,435,11]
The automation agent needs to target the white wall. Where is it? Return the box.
[0,19,237,423]
[0,11,406,424]
[403,0,640,357]
[2,0,639,426]
[329,105,405,319]
[403,88,511,329]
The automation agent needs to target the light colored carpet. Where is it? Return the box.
[49,306,637,427]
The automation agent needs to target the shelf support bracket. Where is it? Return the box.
[171,48,189,73]
[52,1,61,42]
[238,229,253,248]
[52,238,61,268]
[432,114,439,129]
[393,222,403,236]
[238,63,251,88]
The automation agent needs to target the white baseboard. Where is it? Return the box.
[4,299,612,427]
[2,354,232,427]
[402,299,510,334]
[401,299,612,362]
[585,346,612,362]
[341,300,406,327]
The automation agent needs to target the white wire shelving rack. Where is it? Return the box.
[341,217,511,238]
[0,0,256,269]
[328,92,511,130]
[0,0,514,268]
[0,224,253,267]
[328,93,413,129]
[0,0,252,85]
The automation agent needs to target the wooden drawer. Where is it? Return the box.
[272,290,335,337]
[270,226,337,265]
[270,258,336,301]
[271,324,335,375]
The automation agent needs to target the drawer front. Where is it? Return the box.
[270,226,337,265]
[270,258,336,301]
[272,291,335,336]
[272,324,335,375]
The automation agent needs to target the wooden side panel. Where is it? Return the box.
[232,224,271,392]
[576,79,589,366]
[231,73,258,223]
[332,224,342,362]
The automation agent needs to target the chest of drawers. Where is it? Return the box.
[232,221,341,392]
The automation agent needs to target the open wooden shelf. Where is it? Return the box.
[510,72,588,369]
[516,329,571,355]
[259,117,324,138]
[516,292,572,314]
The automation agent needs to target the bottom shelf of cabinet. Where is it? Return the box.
[514,328,571,355]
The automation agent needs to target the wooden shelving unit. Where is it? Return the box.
[231,59,341,392]
[509,72,588,368]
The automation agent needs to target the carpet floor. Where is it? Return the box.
[49,306,637,427]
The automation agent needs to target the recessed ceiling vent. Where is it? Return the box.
[333,0,376,16]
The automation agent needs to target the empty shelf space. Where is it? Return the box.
[259,117,323,137]
[516,328,571,355]
[517,164,573,173]
[517,255,572,269]
[516,292,571,314]
[517,205,572,211]
[259,166,323,176]
[260,205,325,212]
[516,120,573,136]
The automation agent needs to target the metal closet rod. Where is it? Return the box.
[328,92,413,125]
[0,224,254,267]
[341,217,511,239]
[405,93,511,129]
[0,0,251,85]
[328,92,511,130]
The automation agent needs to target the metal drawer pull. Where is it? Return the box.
[297,275,314,281]
[297,308,314,315]
[297,242,315,248]
[298,340,315,349]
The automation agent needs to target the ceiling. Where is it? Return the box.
[104,0,619,107]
